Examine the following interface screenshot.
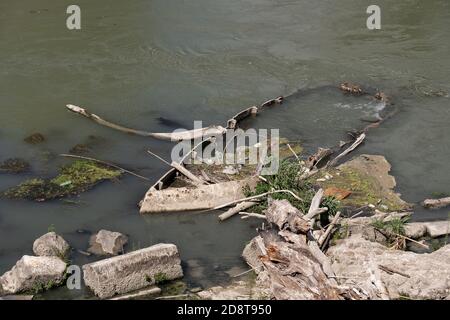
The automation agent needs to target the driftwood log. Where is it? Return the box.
[244,198,346,300]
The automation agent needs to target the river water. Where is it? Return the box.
[0,0,449,299]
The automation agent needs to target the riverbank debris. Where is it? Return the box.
[0,158,30,174]
[2,160,121,201]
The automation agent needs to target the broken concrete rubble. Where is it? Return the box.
[0,255,67,295]
[328,234,450,300]
[88,229,128,256]
[33,232,70,258]
[83,243,183,299]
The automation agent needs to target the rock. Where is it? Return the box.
[83,243,183,299]
[362,226,388,244]
[404,223,427,240]
[328,234,450,299]
[317,154,410,211]
[422,197,450,209]
[0,256,67,294]
[88,230,128,256]
[33,232,70,257]
[422,221,450,238]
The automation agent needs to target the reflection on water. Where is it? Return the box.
[1,0,449,298]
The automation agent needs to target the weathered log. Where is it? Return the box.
[218,201,257,221]
[265,199,310,234]
[319,211,341,248]
[259,240,343,300]
[327,133,366,167]
[212,189,304,211]
[170,161,206,186]
[306,147,333,169]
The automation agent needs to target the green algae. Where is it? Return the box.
[2,160,121,201]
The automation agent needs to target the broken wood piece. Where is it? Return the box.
[378,265,410,278]
[327,133,366,167]
[239,212,267,220]
[319,211,342,248]
[212,189,304,211]
[304,207,328,221]
[109,286,162,300]
[200,170,212,183]
[260,96,283,108]
[265,199,311,234]
[66,104,226,141]
[227,106,259,129]
[306,148,333,169]
[422,197,450,209]
[170,161,207,186]
[218,201,258,221]
[260,239,342,299]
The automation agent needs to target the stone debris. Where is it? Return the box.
[0,256,67,295]
[88,229,128,256]
[33,232,70,258]
[83,243,183,299]
[328,234,450,300]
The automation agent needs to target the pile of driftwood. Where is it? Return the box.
[240,191,363,300]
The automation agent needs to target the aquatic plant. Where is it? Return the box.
[243,160,340,216]
[2,160,121,201]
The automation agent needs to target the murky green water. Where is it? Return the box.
[1,0,449,298]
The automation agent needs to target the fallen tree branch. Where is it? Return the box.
[327,133,366,167]
[239,212,267,220]
[319,211,342,248]
[212,190,304,211]
[218,201,258,221]
[59,154,151,181]
[170,161,207,186]
[66,104,226,141]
